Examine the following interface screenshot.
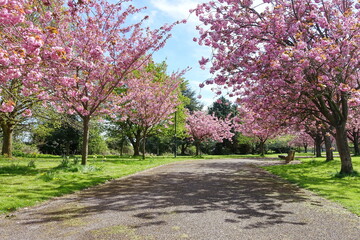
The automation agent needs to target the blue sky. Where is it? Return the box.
[130,0,217,108]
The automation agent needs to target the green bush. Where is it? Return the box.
[12,142,40,157]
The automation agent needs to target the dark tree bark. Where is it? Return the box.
[335,125,353,174]
[259,140,265,156]
[180,142,188,155]
[1,122,14,157]
[303,143,308,153]
[120,138,124,157]
[311,89,353,174]
[195,140,201,156]
[81,116,90,165]
[128,129,141,157]
[157,138,160,156]
[314,134,322,157]
[324,134,333,162]
[180,139,191,155]
[142,132,147,160]
[347,128,360,156]
[353,133,360,156]
[132,141,140,156]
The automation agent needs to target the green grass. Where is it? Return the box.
[263,156,360,216]
[0,154,258,215]
[0,155,194,214]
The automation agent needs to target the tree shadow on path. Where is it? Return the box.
[18,160,315,230]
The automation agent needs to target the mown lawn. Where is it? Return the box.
[263,156,360,216]
[0,154,252,215]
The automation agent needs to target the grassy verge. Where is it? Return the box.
[0,155,198,215]
[263,156,360,216]
[0,154,263,215]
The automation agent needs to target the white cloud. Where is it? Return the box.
[149,0,205,25]
[131,10,158,27]
[145,0,222,108]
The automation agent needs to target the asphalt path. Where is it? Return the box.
[0,159,359,240]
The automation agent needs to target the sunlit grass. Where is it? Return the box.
[0,155,195,214]
[263,156,360,216]
[2,154,258,214]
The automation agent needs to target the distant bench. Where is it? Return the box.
[278,150,295,163]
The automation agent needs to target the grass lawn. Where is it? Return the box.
[263,156,360,216]
[0,154,252,215]
[0,155,193,215]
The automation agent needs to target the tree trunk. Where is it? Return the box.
[132,141,140,156]
[195,141,200,156]
[180,143,186,155]
[353,130,360,156]
[315,135,322,157]
[313,141,316,155]
[65,142,70,156]
[259,141,265,156]
[174,138,177,158]
[324,134,333,162]
[128,130,141,157]
[120,139,124,157]
[142,134,146,160]
[335,126,353,174]
[81,116,90,165]
[157,138,160,156]
[1,123,14,157]
[303,144,308,153]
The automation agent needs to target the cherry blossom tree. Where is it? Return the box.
[185,111,234,156]
[346,109,360,156]
[0,0,63,156]
[297,117,336,160]
[115,61,184,159]
[235,108,282,156]
[288,131,313,153]
[42,0,182,165]
[208,97,239,154]
[193,0,359,174]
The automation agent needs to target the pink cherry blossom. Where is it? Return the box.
[22,109,32,117]
[186,111,234,155]
[193,0,359,174]
[114,62,185,158]
[41,0,181,164]
[0,101,14,113]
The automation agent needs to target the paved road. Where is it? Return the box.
[0,159,359,240]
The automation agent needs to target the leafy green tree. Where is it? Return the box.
[208,97,237,120]
[107,120,142,157]
[236,133,254,154]
[182,84,204,113]
[175,82,204,155]
[39,124,81,155]
[87,125,109,155]
[32,112,108,155]
[208,97,239,154]
[32,114,82,155]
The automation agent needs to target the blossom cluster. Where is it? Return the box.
[193,0,359,120]
[185,111,234,143]
[116,63,184,133]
